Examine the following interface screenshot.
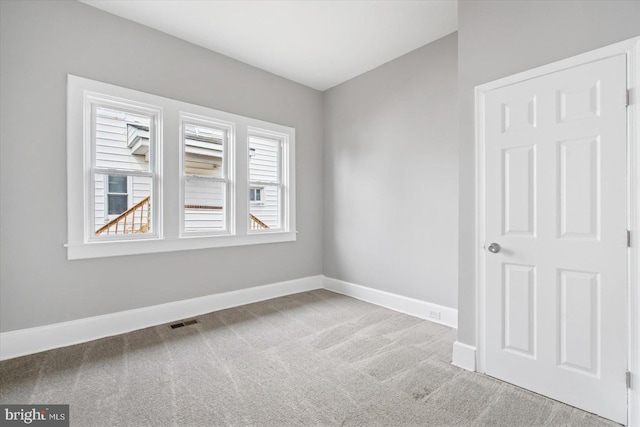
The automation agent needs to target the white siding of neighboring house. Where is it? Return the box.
[94,108,151,232]
[183,151,225,232]
[95,174,105,225]
[93,109,279,233]
[249,136,280,229]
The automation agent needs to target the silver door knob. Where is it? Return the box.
[488,243,501,253]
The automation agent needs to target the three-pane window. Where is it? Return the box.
[67,75,295,259]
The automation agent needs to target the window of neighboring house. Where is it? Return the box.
[249,187,264,204]
[106,175,129,216]
[67,75,296,260]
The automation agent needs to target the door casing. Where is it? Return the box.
[475,36,640,425]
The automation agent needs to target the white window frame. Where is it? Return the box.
[86,96,162,243]
[179,113,235,237]
[66,75,296,260]
[247,127,289,233]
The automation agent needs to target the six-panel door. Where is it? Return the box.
[483,54,628,423]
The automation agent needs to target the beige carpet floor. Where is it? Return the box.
[0,289,620,426]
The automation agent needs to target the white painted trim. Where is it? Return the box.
[628,38,640,427]
[65,231,297,260]
[178,112,235,238]
[475,36,640,426]
[0,275,323,361]
[323,276,458,328]
[477,37,640,93]
[475,82,487,374]
[452,341,477,372]
[86,93,163,244]
[0,275,459,361]
[67,74,296,260]
[246,127,291,235]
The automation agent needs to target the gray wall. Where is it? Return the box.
[7,0,634,340]
[457,0,640,345]
[0,0,324,332]
[324,33,458,309]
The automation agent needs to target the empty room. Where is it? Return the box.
[1,0,640,425]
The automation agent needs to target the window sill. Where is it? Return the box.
[65,231,297,260]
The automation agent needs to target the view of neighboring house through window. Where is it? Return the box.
[181,117,230,234]
[67,75,295,259]
[93,106,154,237]
[248,131,283,230]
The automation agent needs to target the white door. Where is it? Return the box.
[483,54,628,423]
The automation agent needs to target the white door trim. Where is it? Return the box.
[475,36,640,425]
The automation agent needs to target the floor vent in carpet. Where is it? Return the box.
[170,319,199,329]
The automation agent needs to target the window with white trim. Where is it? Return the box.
[180,115,233,235]
[67,75,295,259]
[91,104,159,239]
[248,130,285,231]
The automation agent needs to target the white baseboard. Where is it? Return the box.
[452,340,476,371]
[1,275,460,361]
[0,275,323,361]
[323,276,458,328]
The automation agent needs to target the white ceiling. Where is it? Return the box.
[80,0,458,91]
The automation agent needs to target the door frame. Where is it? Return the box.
[475,36,640,425]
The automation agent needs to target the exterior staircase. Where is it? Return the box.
[250,214,269,230]
[96,196,150,235]
[96,197,269,235]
